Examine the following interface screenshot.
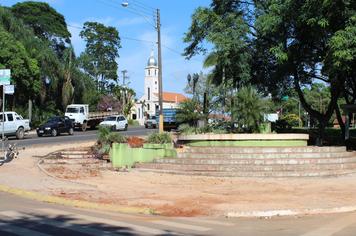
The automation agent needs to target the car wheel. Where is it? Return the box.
[145,125,148,128]
[51,129,58,137]
[37,133,43,137]
[81,122,87,132]
[68,127,74,135]
[124,124,128,131]
[111,125,116,131]
[16,127,24,140]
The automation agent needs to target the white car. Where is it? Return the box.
[99,115,128,131]
[0,112,31,139]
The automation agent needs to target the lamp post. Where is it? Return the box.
[122,2,164,133]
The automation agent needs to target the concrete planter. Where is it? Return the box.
[110,143,176,168]
[178,133,309,147]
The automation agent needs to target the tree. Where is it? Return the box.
[232,86,264,133]
[11,1,71,55]
[176,99,203,127]
[0,28,40,106]
[79,22,121,91]
[255,0,355,143]
[184,0,252,86]
[60,46,75,109]
[184,72,221,117]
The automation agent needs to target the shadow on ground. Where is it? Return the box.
[0,212,205,236]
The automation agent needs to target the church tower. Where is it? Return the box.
[144,50,159,102]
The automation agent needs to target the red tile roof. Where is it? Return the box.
[154,92,187,103]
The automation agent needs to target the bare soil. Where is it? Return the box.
[3,142,356,217]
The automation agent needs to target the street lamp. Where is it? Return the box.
[121,1,164,133]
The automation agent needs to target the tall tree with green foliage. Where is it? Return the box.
[183,0,252,90]
[255,0,355,142]
[0,29,40,106]
[11,1,71,56]
[79,22,121,92]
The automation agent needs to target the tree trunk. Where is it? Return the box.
[335,105,345,143]
[293,72,343,146]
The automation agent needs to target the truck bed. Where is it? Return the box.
[87,111,119,120]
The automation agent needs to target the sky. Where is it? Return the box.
[1,0,212,98]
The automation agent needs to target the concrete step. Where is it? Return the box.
[60,154,95,159]
[177,151,355,159]
[155,156,356,165]
[183,146,347,154]
[42,162,109,169]
[135,162,356,172]
[42,158,101,165]
[60,151,90,155]
[134,168,356,177]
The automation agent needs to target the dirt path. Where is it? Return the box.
[2,143,356,217]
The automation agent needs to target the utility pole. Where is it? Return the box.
[121,70,128,116]
[157,9,164,133]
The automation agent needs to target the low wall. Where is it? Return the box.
[178,133,309,147]
[110,143,177,168]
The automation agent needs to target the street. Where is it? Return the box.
[0,191,356,236]
[6,126,154,148]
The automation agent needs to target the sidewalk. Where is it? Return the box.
[1,142,356,217]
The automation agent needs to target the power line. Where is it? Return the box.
[97,0,156,27]
[67,24,202,62]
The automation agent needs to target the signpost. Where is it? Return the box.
[0,69,11,159]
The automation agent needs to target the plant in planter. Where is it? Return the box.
[96,126,127,158]
[146,132,172,144]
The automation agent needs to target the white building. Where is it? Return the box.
[133,51,186,125]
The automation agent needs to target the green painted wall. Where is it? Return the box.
[185,140,307,147]
[110,143,177,168]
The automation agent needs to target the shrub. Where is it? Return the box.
[178,124,196,134]
[107,132,127,144]
[281,114,301,128]
[146,132,172,144]
[96,126,127,156]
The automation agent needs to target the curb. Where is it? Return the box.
[226,206,356,218]
[0,184,155,215]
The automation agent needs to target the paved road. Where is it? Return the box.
[6,126,154,148]
[1,191,356,236]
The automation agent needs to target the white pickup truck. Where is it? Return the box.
[65,104,118,131]
[0,112,31,139]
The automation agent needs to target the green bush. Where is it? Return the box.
[146,132,172,144]
[281,114,301,127]
[107,132,127,144]
[178,124,196,134]
[128,119,140,126]
[97,126,127,155]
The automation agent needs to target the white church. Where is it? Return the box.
[133,51,186,125]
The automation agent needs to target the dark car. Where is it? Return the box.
[37,116,74,137]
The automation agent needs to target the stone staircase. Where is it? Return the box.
[134,146,356,177]
[40,148,111,170]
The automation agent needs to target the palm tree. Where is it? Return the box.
[176,99,203,127]
[61,46,75,109]
[232,86,264,133]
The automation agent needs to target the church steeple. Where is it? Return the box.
[147,50,158,67]
[144,50,159,101]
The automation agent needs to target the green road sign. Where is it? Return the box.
[282,95,289,101]
[0,69,11,85]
